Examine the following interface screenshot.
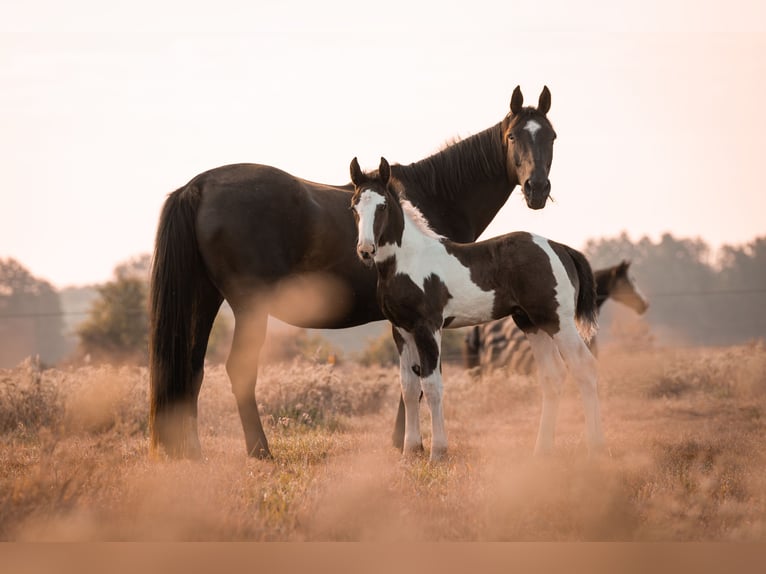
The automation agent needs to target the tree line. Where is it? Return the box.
[0,233,764,368]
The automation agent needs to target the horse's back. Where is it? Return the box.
[182,163,380,325]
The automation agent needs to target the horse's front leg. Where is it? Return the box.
[414,328,447,462]
[394,328,424,455]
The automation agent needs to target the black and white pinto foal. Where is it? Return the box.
[350,157,605,461]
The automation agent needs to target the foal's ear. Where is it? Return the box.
[350,157,363,186]
[510,85,523,115]
[379,157,391,186]
[538,86,551,115]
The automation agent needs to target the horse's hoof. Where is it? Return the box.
[429,447,448,463]
[391,433,405,450]
[248,446,273,460]
[403,442,425,457]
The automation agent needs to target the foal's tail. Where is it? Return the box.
[565,246,598,343]
[149,183,210,457]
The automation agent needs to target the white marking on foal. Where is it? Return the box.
[376,201,495,327]
[524,119,542,141]
[353,189,386,250]
[531,234,574,315]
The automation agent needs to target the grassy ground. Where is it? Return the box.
[1,342,765,541]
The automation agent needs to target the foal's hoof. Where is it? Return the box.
[429,446,448,463]
[403,442,425,458]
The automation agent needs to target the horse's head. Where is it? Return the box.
[349,157,402,267]
[609,260,650,314]
[502,86,557,210]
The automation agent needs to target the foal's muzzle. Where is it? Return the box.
[523,178,551,210]
[357,243,376,267]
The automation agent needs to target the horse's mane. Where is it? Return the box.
[399,198,445,241]
[394,123,506,200]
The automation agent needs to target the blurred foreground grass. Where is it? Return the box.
[1,343,764,540]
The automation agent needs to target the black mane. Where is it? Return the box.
[393,123,506,200]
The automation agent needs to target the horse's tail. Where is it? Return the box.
[565,246,598,343]
[149,183,208,456]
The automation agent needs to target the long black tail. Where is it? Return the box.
[565,246,598,342]
[149,183,208,455]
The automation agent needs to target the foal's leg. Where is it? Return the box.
[414,328,447,462]
[525,331,568,455]
[395,328,425,455]
[226,305,272,458]
[553,324,605,453]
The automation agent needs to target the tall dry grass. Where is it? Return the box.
[0,342,764,541]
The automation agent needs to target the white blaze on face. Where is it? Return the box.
[524,119,542,142]
[354,189,386,251]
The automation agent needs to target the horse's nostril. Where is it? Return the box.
[524,180,533,193]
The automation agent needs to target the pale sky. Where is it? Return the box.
[2,0,765,288]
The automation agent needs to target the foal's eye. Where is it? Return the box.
[507,133,515,141]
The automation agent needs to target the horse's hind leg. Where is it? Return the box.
[553,324,604,454]
[413,328,447,462]
[226,305,271,458]
[525,331,568,455]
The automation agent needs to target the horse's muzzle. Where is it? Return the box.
[523,178,551,210]
[357,243,376,267]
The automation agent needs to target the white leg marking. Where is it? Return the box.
[526,330,567,455]
[396,328,424,455]
[553,322,605,453]
[420,330,448,461]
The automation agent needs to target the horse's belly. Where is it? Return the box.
[443,294,495,328]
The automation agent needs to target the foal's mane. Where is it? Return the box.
[398,197,445,241]
[395,123,506,200]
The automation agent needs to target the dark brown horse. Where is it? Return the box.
[350,157,602,460]
[150,86,557,459]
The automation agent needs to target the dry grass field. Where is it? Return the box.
[1,341,765,541]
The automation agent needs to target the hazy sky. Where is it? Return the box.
[2,0,765,287]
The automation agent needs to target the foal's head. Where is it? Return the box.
[608,260,650,314]
[502,86,557,210]
[349,157,403,266]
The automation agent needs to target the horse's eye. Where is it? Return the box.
[507,133,515,141]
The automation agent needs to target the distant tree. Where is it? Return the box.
[718,237,766,291]
[0,258,67,367]
[114,254,151,282]
[584,233,766,345]
[76,256,150,363]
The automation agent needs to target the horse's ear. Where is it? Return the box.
[379,157,391,186]
[538,86,551,115]
[350,157,363,186]
[510,86,523,115]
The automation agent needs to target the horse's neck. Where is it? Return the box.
[376,203,444,279]
[395,123,514,242]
